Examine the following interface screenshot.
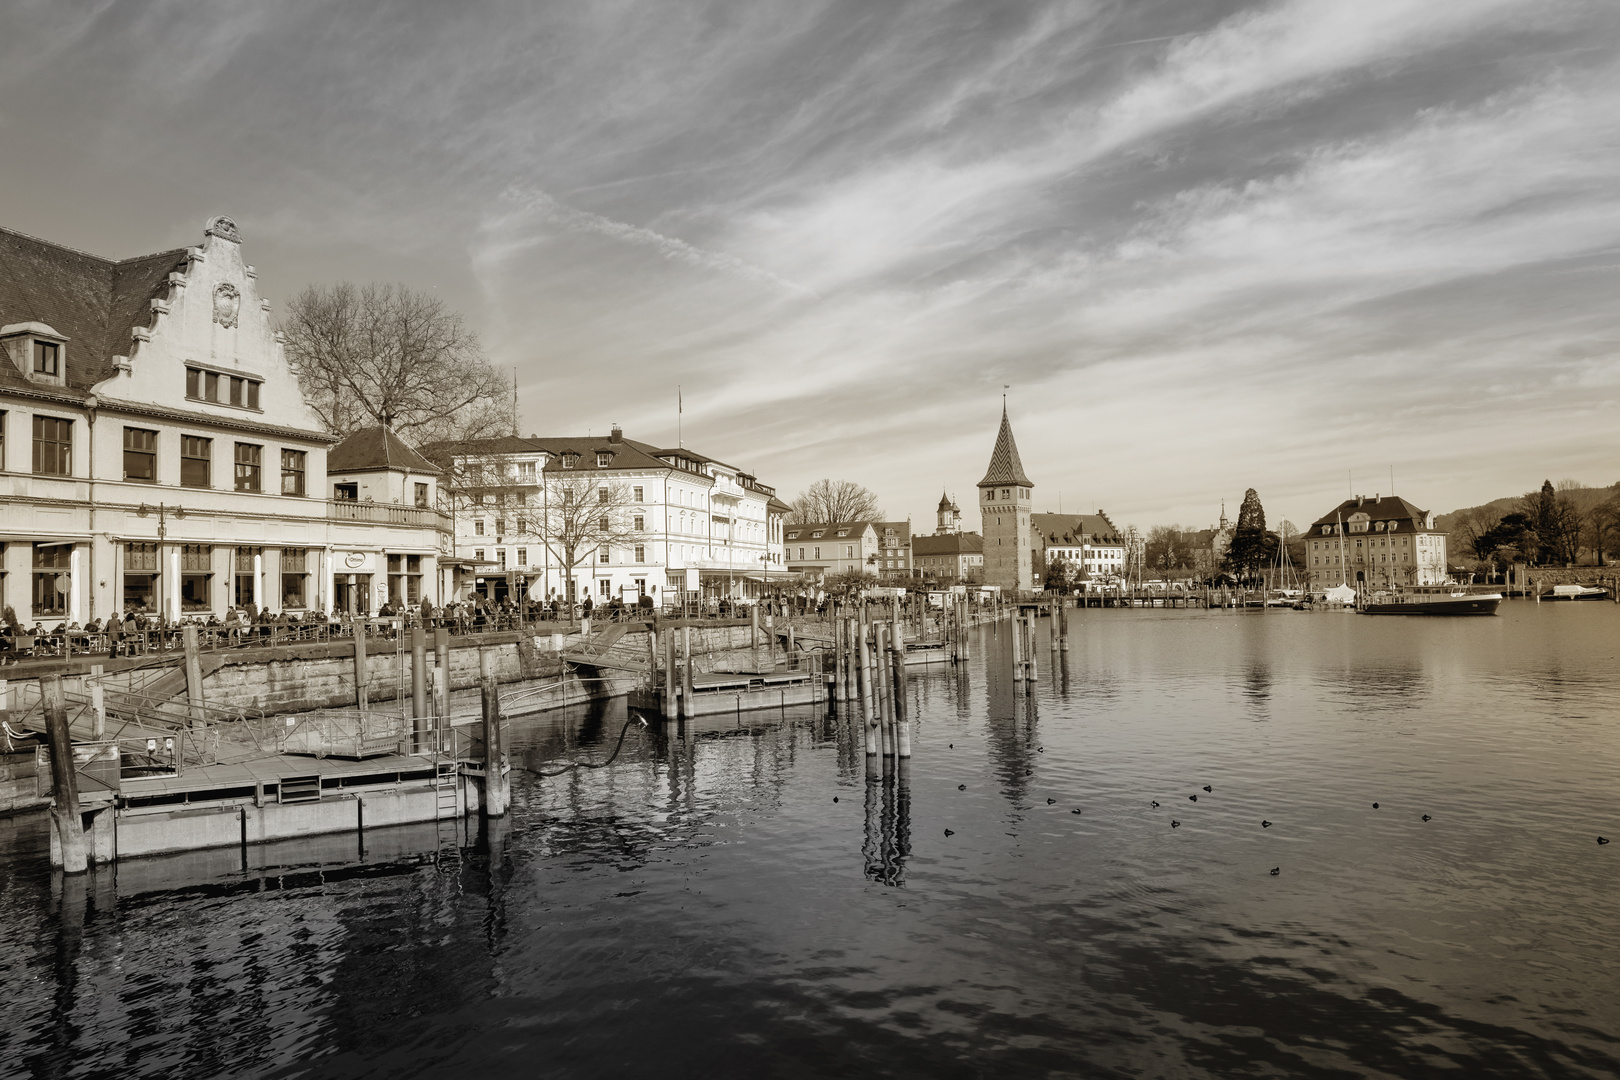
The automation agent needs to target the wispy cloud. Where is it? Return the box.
[2,0,1616,528]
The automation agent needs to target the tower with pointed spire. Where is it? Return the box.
[935,490,961,536]
[977,403,1035,594]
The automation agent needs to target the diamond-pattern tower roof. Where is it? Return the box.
[977,404,1033,488]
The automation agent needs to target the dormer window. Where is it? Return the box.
[2,323,69,386]
[597,452,613,467]
[561,453,578,469]
[33,341,59,376]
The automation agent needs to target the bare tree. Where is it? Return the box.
[1450,506,1503,564]
[788,479,882,524]
[1586,496,1620,567]
[281,282,513,443]
[534,477,646,608]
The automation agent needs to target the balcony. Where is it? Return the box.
[327,499,450,531]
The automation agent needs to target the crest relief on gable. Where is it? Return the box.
[213,283,241,328]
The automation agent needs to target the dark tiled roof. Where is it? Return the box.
[1031,513,1120,545]
[912,532,983,556]
[0,225,187,394]
[1308,496,1436,531]
[329,426,442,474]
[783,521,873,542]
[977,404,1033,488]
[874,520,912,541]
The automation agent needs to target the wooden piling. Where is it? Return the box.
[479,649,508,817]
[44,676,87,874]
[411,627,428,751]
[664,628,678,719]
[182,624,205,724]
[352,619,369,712]
[433,626,451,730]
[1011,606,1024,682]
[682,625,695,718]
[876,623,894,757]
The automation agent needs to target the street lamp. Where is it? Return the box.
[135,502,186,540]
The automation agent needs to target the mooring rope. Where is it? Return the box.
[525,715,648,778]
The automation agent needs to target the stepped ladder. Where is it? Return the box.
[431,755,463,871]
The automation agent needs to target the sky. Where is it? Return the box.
[2,0,1617,534]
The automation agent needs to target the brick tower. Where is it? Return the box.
[977,403,1034,594]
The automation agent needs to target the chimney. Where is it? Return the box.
[610,424,623,443]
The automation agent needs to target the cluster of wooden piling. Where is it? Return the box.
[823,603,911,762]
[1010,600,1070,691]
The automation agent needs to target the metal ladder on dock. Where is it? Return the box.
[431,749,463,872]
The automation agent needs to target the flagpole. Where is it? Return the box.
[678,385,683,449]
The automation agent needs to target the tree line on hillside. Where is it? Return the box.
[1448,480,1620,568]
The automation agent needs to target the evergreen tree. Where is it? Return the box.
[1225,489,1276,579]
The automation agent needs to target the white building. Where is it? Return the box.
[784,521,879,580]
[1032,512,1127,582]
[1305,495,1448,588]
[0,216,450,625]
[437,426,788,606]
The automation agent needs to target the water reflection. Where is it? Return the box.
[2,604,1618,1079]
[862,762,911,887]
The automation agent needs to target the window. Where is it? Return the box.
[599,578,611,598]
[814,546,821,559]
[634,544,645,562]
[496,549,506,570]
[797,547,804,560]
[495,518,507,536]
[517,461,536,482]
[1001,489,1009,501]
[123,427,157,483]
[633,515,644,531]
[32,416,71,475]
[561,454,577,469]
[415,483,429,508]
[474,520,485,536]
[280,450,306,496]
[181,545,212,611]
[34,341,60,376]
[473,549,484,561]
[516,548,527,566]
[333,482,358,501]
[597,452,612,467]
[0,411,5,467]
[846,545,854,558]
[387,553,423,604]
[234,443,262,492]
[282,548,308,608]
[32,542,71,616]
[123,542,159,613]
[598,545,610,563]
[598,487,610,503]
[633,486,643,502]
[234,546,260,606]
[186,366,262,409]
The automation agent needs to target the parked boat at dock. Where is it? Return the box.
[1361,585,1502,616]
[1545,584,1611,601]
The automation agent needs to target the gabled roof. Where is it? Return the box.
[874,520,912,541]
[1309,495,1437,532]
[783,521,875,542]
[977,404,1033,488]
[0,225,188,395]
[329,425,442,474]
[913,532,983,556]
[1031,513,1120,546]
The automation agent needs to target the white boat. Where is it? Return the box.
[1545,584,1611,601]
[1362,585,1503,616]
[1322,584,1357,607]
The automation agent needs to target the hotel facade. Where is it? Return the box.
[0,217,449,625]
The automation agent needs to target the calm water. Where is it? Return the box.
[2,602,1618,1079]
